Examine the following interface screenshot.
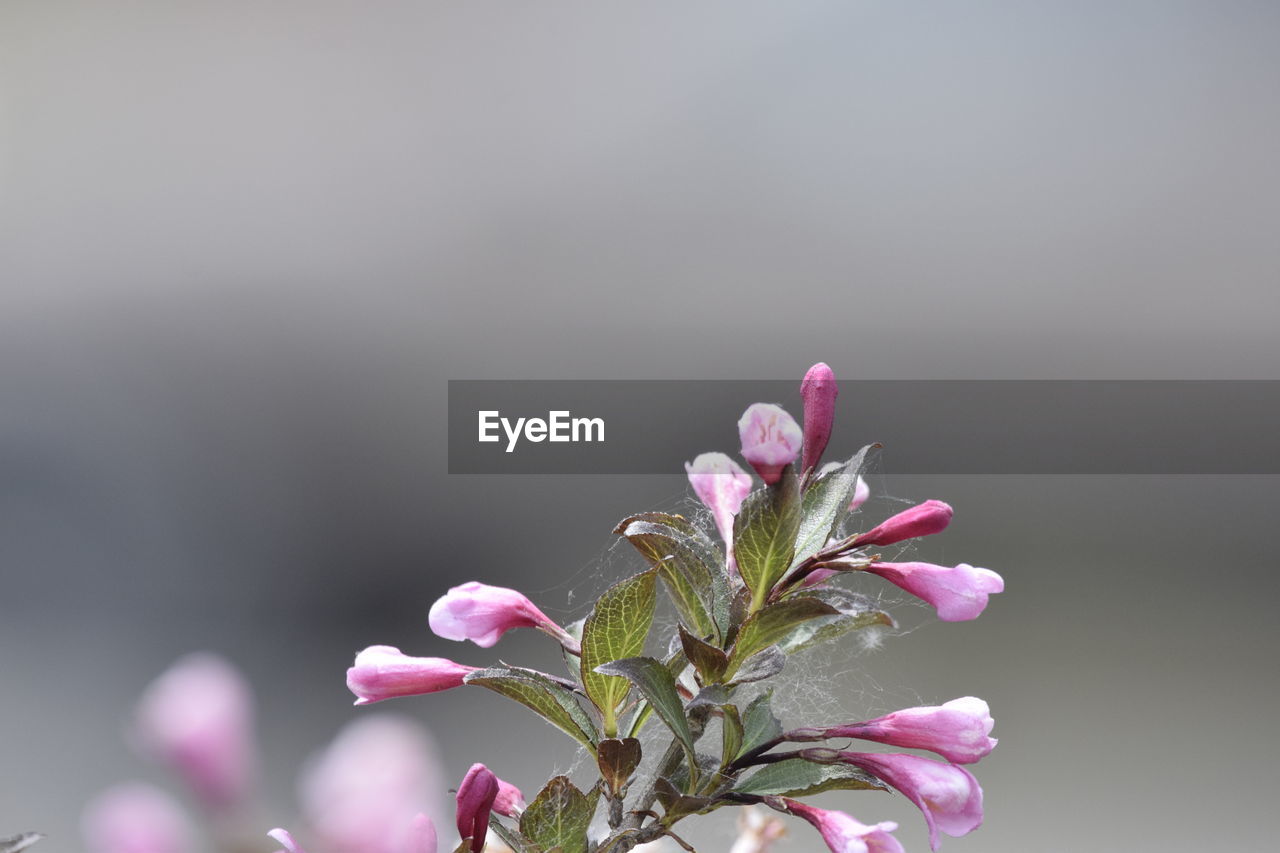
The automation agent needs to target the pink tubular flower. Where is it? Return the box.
[856,500,953,547]
[134,653,256,812]
[685,452,753,549]
[429,581,578,652]
[299,715,445,853]
[806,697,996,764]
[493,776,526,817]
[455,764,499,853]
[83,783,195,853]
[800,362,838,475]
[828,752,983,851]
[783,800,902,853]
[738,403,803,484]
[865,562,1004,622]
[346,645,476,706]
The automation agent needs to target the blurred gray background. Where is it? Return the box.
[2,1,1278,851]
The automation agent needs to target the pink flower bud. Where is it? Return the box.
[685,452,753,549]
[134,654,256,812]
[828,752,983,851]
[493,777,526,817]
[83,783,195,853]
[850,475,870,511]
[267,829,310,853]
[738,403,803,485]
[866,562,1004,622]
[815,697,997,764]
[455,764,499,853]
[429,582,577,651]
[300,715,445,853]
[856,500,953,547]
[782,800,902,853]
[800,363,838,474]
[346,645,476,706]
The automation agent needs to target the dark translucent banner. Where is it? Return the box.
[447,381,1279,474]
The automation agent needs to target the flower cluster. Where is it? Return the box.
[340,362,1003,852]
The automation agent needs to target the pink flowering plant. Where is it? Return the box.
[337,362,1005,853]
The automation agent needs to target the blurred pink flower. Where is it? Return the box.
[729,805,787,853]
[800,362,838,474]
[827,752,983,851]
[404,815,438,853]
[455,764,499,853]
[782,800,902,853]
[738,403,802,484]
[685,452,753,550]
[866,562,1004,622]
[800,697,997,765]
[299,714,445,853]
[856,500,953,547]
[134,653,256,812]
[82,783,195,853]
[428,582,577,651]
[346,645,476,705]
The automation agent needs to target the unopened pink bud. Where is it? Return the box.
[816,697,997,764]
[835,752,983,851]
[866,562,1004,622]
[346,645,476,706]
[782,799,902,853]
[83,783,195,853]
[429,582,575,650]
[850,475,870,511]
[800,363,838,474]
[856,500,953,547]
[493,777,526,817]
[738,403,803,485]
[134,654,256,812]
[267,829,310,853]
[455,764,499,853]
[685,452,753,549]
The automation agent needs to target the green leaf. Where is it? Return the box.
[727,646,786,685]
[720,704,744,769]
[735,758,885,797]
[616,514,723,641]
[739,691,783,757]
[733,473,802,608]
[725,598,839,678]
[464,664,598,751]
[580,570,657,734]
[792,445,875,566]
[595,656,695,761]
[777,608,894,655]
[679,625,729,683]
[519,776,598,853]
